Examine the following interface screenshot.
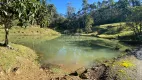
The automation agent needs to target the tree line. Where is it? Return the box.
[55,0,142,34]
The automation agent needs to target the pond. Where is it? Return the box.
[9,35,120,71]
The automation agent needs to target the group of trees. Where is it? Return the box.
[57,0,94,33]
[127,6,142,41]
[0,0,58,46]
[55,0,142,34]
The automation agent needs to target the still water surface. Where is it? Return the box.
[9,35,120,68]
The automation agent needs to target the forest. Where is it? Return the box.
[0,0,142,80]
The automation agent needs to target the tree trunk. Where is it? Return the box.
[4,27,9,47]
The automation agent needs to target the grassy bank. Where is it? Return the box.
[0,25,61,44]
[0,25,60,36]
[0,25,62,80]
[83,22,133,39]
[0,44,38,71]
[0,44,50,80]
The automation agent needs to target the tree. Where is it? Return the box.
[66,2,75,19]
[85,15,94,33]
[118,0,129,8]
[0,0,40,46]
[0,0,16,46]
[97,1,102,9]
[82,0,88,14]
[101,0,109,8]
[64,2,76,30]
[108,0,115,6]
[17,0,39,27]
[127,6,142,40]
[89,2,97,12]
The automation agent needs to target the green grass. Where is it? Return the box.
[98,31,133,39]
[96,22,126,29]
[0,44,38,71]
[0,25,61,36]
[0,25,61,44]
[0,25,61,72]
[81,22,133,51]
[90,22,134,39]
[0,27,59,36]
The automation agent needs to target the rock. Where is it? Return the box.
[130,46,142,60]
[87,65,106,80]
[135,51,142,60]
[139,48,142,51]
[80,72,90,79]
[75,67,86,76]
[133,48,139,52]
[87,68,92,72]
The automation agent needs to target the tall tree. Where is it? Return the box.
[82,0,88,14]
[66,2,75,19]
[118,0,129,8]
[0,0,17,46]
[108,0,115,6]
[101,0,108,8]
[85,15,94,33]
[97,1,102,9]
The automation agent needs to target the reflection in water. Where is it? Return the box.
[57,46,67,62]
[73,48,79,64]
[58,46,67,56]
[9,35,120,69]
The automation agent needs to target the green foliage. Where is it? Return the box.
[0,0,59,46]
[126,6,142,41]
[85,15,94,33]
[0,44,38,71]
[129,6,142,22]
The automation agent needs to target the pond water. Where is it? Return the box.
[9,35,120,70]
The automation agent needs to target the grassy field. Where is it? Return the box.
[88,22,134,39]
[0,43,58,80]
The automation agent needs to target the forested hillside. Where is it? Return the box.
[55,0,142,32]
